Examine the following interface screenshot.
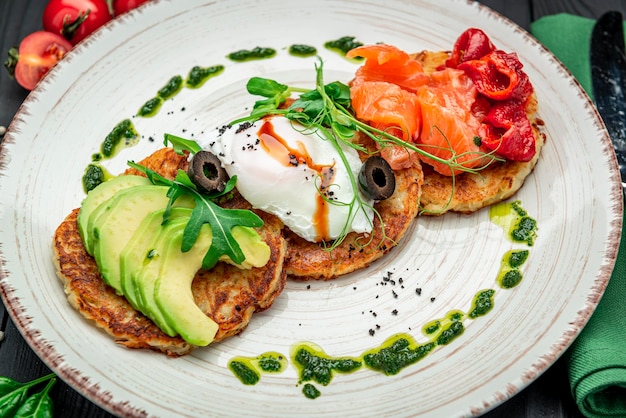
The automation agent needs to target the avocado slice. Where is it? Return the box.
[153,222,219,346]
[119,207,193,309]
[78,175,151,254]
[225,226,272,269]
[91,185,194,293]
[129,215,191,336]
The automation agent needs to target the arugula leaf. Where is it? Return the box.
[128,161,264,270]
[164,133,202,155]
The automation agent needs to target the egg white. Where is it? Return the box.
[205,115,374,242]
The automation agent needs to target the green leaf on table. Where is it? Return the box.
[14,378,55,418]
[0,376,22,396]
[0,374,55,418]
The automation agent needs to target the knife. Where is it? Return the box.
[590,11,626,190]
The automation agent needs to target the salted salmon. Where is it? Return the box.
[347,44,429,91]
[417,68,488,176]
[348,44,487,175]
[349,78,421,169]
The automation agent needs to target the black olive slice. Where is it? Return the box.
[358,156,396,200]
[187,151,230,194]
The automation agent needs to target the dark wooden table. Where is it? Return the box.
[1,1,624,416]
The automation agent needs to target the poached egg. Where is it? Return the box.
[205,115,374,243]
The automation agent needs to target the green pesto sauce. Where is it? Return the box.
[292,343,361,386]
[489,200,538,246]
[496,249,530,289]
[507,249,529,268]
[422,310,464,338]
[227,47,276,62]
[324,36,363,59]
[289,44,317,57]
[302,383,321,399]
[158,75,183,99]
[228,352,287,385]
[512,217,538,246]
[498,269,523,289]
[137,97,163,117]
[468,289,495,319]
[186,65,224,88]
[363,335,435,375]
[229,361,259,385]
[100,119,138,158]
[82,163,112,193]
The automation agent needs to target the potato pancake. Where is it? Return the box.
[283,135,423,280]
[53,149,287,356]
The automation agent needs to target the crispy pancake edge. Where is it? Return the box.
[53,148,287,356]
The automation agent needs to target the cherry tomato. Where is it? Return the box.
[4,31,73,90]
[111,0,150,16]
[43,0,112,45]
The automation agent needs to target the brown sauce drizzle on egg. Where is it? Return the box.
[257,118,337,241]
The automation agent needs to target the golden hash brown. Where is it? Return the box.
[53,148,287,356]
[283,135,423,280]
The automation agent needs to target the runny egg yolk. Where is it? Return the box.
[207,115,374,243]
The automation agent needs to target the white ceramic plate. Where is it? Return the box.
[0,0,622,416]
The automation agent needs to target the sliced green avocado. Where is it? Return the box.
[119,207,193,312]
[78,175,151,254]
[153,222,219,346]
[130,216,191,337]
[223,226,271,269]
[91,185,194,293]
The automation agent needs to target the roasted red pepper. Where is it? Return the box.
[479,101,535,162]
[446,28,495,67]
[458,50,533,101]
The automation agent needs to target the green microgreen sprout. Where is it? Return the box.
[128,135,264,269]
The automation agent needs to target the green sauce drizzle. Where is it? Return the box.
[507,249,529,268]
[186,65,224,88]
[158,75,183,99]
[228,352,287,385]
[489,200,538,246]
[292,343,361,386]
[137,97,163,117]
[227,47,276,62]
[138,75,184,117]
[363,335,435,375]
[100,119,138,158]
[468,289,495,318]
[82,163,112,193]
[289,44,317,57]
[496,249,530,289]
[229,361,259,385]
[302,383,321,399]
[324,36,363,58]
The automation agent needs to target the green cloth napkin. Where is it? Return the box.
[531,13,626,418]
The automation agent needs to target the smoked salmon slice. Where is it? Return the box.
[347,44,429,92]
[417,68,488,176]
[348,44,487,175]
